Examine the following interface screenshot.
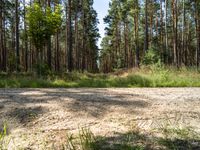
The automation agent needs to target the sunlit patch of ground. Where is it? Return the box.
[0,88,200,149]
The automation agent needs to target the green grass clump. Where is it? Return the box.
[158,126,200,150]
[0,122,10,150]
[63,125,200,150]
[64,128,145,150]
[64,128,101,150]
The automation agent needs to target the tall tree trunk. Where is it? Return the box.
[67,0,73,72]
[54,0,60,72]
[0,0,3,71]
[198,12,200,68]
[81,0,86,72]
[116,22,120,68]
[74,1,79,70]
[165,0,168,64]
[160,0,164,62]
[65,2,68,71]
[15,0,20,71]
[149,14,153,48]
[124,22,127,68]
[24,0,28,72]
[182,0,185,66]
[144,0,149,52]
[195,1,200,68]
[55,32,60,72]
[185,20,189,66]
[134,3,139,67]
[172,0,178,67]
[3,3,6,72]
[47,0,52,70]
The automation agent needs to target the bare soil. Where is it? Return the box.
[0,88,200,149]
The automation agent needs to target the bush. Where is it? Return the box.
[142,47,160,66]
[34,63,51,76]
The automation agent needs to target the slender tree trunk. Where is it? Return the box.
[134,6,139,68]
[160,0,164,62]
[172,0,178,67]
[74,2,79,70]
[165,0,168,64]
[3,4,7,72]
[124,22,127,68]
[195,1,200,68]
[54,0,60,72]
[116,22,120,68]
[144,0,149,52]
[154,7,159,58]
[149,13,153,48]
[185,21,189,66]
[30,40,33,71]
[182,0,185,66]
[65,2,68,71]
[198,14,200,68]
[24,0,28,72]
[81,0,86,72]
[0,0,3,71]
[68,0,73,72]
[47,0,52,70]
[15,0,20,71]
[55,32,60,72]
[29,0,33,71]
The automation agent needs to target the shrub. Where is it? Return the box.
[142,47,161,66]
[34,63,51,76]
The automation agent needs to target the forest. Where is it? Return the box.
[101,0,200,72]
[0,0,99,74]
[0,0,200,74]
[1,1,200,149]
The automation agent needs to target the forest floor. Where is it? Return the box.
[0,88,200,149]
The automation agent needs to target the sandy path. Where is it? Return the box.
[0,88,200,149]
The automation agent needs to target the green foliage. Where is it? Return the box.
[64,128,100,150]
[65,133,76,150]
[0,123,7,140]
[0,122,9,149]
[158,125,200,150]
[79,128,99,150]
[34,63,51,76]
[142,47,161,66]
[0,67,200,88]
[64,128,145,150]
[26,2,62,50]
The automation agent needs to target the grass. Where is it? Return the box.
[64,127,145,150]
[0,67,200,88]
[63,126,200,150]
[1,121,200,149]
[158,126,200,150]
[0,122,10,150]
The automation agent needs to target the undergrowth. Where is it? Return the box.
[0,67,200,88]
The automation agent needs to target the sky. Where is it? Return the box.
[93,0,110,47]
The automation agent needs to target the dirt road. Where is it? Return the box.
[0,88,200,149]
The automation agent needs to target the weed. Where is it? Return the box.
[79,128,99,150]
[0,122,10,150]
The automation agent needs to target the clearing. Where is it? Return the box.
[0,88,200,149]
